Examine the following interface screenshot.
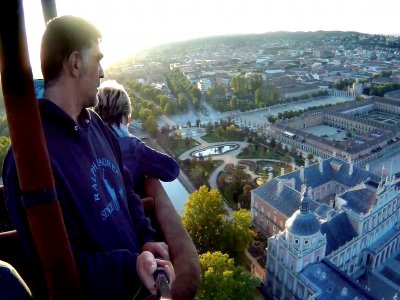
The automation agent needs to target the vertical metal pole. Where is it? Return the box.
[0,1,82,299]
[41,0,57,23]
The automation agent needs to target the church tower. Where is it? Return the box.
[284,187,327,272]
[265,186,327,298]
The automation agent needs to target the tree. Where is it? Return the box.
[138,107,152,121]
[231,75,247,96]
[183,187,256,261]
[157,95,170,109]
[0,136,10,173]
[230,166,250,204]
[182,186,226,253]
[0,116,9,136]
[248,74,263,93]
[267,115,277,123]
[240,184,253,209]
[191,87,201,102]
[142,115,158,136]
[221,209,254,264]
[269,137,276,149]
[206,121,213,134]
[178,93,188,111]
[206,87,214,99]
[264,84,279,106]
[164,102,176,114]
[190,165,205,188]
[197,251,259,300]
[229,96,238,109]
[255,88,263,107]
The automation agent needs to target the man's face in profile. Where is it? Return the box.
[81,42,104,108]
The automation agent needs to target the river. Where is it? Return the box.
[161,179,190,216]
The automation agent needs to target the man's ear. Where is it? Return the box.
[67,51,81,77]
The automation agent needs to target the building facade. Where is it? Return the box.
[267,96,400,166]
[253,159,400,299]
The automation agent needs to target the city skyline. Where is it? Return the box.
[24,0,399,76]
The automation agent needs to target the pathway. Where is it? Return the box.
[178,136,252,185]
[177,131,289,216]
[178,131,292,188]
[178,134,287,187]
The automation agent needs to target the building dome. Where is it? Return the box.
[285,191,321,236]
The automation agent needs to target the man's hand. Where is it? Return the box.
[142,241,169,260]
[137,251,175,295]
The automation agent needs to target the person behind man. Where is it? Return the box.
[3,15,174,300]
[94,80,179,196]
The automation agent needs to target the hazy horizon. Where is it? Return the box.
[23,0,399,76]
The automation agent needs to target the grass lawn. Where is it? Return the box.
[201,131,245,143]
[170,139,200,157]
[238,146,290,161]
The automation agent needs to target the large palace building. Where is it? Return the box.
[251,159,400,299]
[268,96,400,167]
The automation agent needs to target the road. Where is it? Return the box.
[158,95,354,130]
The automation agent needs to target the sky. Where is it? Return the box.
[23,0,399,77]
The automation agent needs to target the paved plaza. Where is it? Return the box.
[303,124,348,141]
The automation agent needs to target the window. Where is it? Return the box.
[295,239,299,244]
[273,225,276,231]
[255,211,258,217]
[261,206,264,213]
[304,240,309,245]
[280,220,283,227]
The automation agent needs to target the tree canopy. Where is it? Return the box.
[196,251,259,300]
[221,209,255,264]
[182,186,226,253]
[0,136,10,173]
[182,186,255,263]
[231,75,247,96]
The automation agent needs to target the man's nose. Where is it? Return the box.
[99,65,104,78]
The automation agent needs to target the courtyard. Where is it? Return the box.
[303,124,348,141]
[362,110,400,125]
[369,146,400,177]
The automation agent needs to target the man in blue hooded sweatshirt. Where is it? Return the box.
[3,15,174,300]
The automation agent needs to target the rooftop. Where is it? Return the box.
[320,212,358,255]
[301,260,374,299]
[339,183,377,215]
[252,158,378,217]
[286,193,321,236]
